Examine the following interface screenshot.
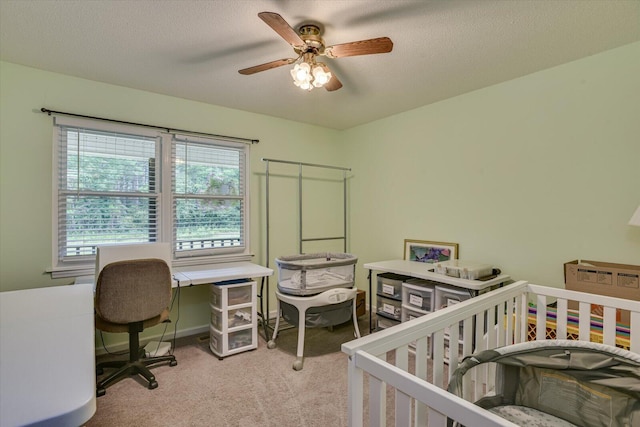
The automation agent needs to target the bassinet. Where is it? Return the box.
[342,280,640,427]
[270,252,360,370]
[275,252,357,296]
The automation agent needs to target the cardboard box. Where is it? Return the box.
[564,260,640,324]
[356,289,366,317]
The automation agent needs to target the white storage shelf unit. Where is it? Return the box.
[209,280,257,359]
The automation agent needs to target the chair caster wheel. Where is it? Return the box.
[292,359,303,371]
[96,388,106,397]
[267,340,277,349]
[148,380,158,390]
[170,360,177,367]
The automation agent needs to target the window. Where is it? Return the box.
[172,134,246,258]
[52,117,250,276]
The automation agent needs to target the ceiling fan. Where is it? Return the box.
[238,12,393,91]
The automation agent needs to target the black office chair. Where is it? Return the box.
[94,258,177,396]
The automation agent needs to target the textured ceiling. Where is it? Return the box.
[1,0,639,130]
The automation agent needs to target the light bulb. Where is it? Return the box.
[294,63,310,82]
[312,66,331,86]
[311,66,332,88]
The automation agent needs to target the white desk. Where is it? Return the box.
[173,262,273,286]
[76,261,274,340]
[364,259,511,332]
[0,284,96,427]
[76,261,273,288]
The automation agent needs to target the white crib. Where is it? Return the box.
[341,280,640,427]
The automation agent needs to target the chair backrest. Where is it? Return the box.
[95,258,172,324]
[95,243,171,281]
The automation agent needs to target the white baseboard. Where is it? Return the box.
[95,324,210,356]
[94,304,365,356]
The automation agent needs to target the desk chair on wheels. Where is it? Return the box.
[94,258,177,396]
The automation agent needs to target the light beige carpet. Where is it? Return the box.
[87,319,368,427]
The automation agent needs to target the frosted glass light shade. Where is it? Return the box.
[312,65,331,86]
[291,61,331,91]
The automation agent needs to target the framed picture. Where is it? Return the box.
[404,239,458,263]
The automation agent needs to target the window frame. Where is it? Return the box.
[50,116,252,278]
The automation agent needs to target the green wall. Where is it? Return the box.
[343,41,640,288]
[0,61,342,344]
[1,41,639,347]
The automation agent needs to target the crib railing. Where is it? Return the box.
[341,280,640,427]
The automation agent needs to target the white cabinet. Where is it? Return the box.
[209,281,257,359]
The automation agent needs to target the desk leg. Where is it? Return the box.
[368,269,373,334]
[258,276,270,341]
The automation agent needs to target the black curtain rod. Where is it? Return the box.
[40,108,259,144]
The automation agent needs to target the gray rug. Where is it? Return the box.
[87,319,367,427]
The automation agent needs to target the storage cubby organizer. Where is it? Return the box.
[209,281,257,359]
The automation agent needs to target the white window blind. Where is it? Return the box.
[52,117,251,273]
[172,135,247,257]
[56,125,160,261]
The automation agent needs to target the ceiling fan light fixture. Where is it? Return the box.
[241,12,393,92]
[312,64,331,87]
[291,62,310,81]
[291,60,331,91]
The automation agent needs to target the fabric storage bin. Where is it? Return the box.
[280,299,353,328]
[376,272,410,300]
[434,285,471,311]
[402,280,434,312]
[377,295,402,320]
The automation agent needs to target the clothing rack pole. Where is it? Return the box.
[40,107,259,145]
[298,163,304,254]
[261,158,351,172]
[260,158,351,339]
[343,169,347,253]
[261,159,272,340]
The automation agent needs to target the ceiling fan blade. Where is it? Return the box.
[238,58,297,75]
[258,12,305,48]
[324,37,393,58]
[319,64,342,91]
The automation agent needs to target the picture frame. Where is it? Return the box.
[403,239,458,263]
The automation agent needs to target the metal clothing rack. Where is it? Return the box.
[259,158,351,339]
